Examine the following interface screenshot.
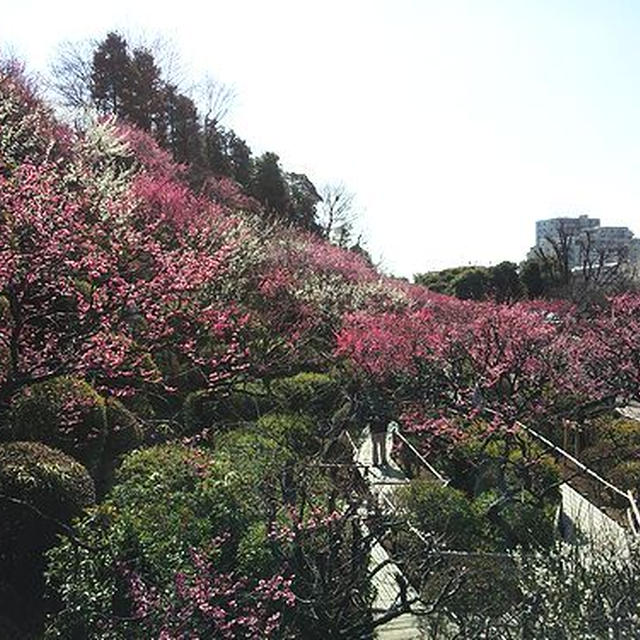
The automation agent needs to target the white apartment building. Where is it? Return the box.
[531,215,639,269]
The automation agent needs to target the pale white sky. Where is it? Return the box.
[3,0,640,277]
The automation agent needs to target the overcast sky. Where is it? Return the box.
[3,0,640,277]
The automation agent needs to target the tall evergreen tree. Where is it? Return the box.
[91,32,132,118]
[227,132,252,188]
[203,123,231,176]
[127,48,165,137]
[286,172,321,231]
[250,152,290,220]
[164,85,202,166]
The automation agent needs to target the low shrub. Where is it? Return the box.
[271,372,340,421]
[397,479,480,549]
[609,460,640,496]
[9,377,107,475]
[97,398,145,496]
[0,441,95,631]
[472,489,556,551]
[105,398,144,457]
[45,443,284,638]
[256,412,317,457]
[183,381,274,434]
[0,441,95,555]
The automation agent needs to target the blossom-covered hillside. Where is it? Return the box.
[1,61,640,638]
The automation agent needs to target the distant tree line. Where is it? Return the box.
[51,32,362,245]
[415,254,637,303]
[415,261,525,302]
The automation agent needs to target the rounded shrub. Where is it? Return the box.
[104,398,144,457]
[397,478,480,549]
[45,443,281,638]
[0,442,95,631]
[605,418,640,450]
[271,372,340,420]
[497,494,556,550]
[221,380,274,421]
[256,412,317,456]
[96,398,144,496]
[527,453,562,503]
[183,382,274,434]
[182,389,222,434]
[0,441,95,553]
[9,377,107,475]
[609,460,640,495]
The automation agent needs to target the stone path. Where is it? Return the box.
[353,427,427,639]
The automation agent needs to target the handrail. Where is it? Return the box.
[628,490,640,536]
[515,419,628,499]
[391,426,449,486]
[485,408,640,535]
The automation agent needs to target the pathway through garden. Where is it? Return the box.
[353,427,427,640]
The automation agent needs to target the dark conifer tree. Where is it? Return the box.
[127,48,165,138]
[203,123,231,176]
[250,152,290,220]
[90,32,132,118]
[165,85,202,166]
[227,133,253,188]
[286,172,321,231]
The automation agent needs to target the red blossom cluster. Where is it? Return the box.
[122,549,295,639]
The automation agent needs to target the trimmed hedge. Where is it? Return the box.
[0,442,95,631]
[45,443,280,638]
[96,398,145,496]
[609,460,640,495]
[271,372,340,420]
[0,441,95,551]
[256,412,317,456]
[397,479,480,549]
[105,398,144,457]
[183,381,274,434]
[9,377,107,475]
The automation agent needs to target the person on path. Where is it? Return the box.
[370,417,388,467]
[363,387,393,467]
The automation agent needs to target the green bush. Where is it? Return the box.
[236,521,272,575]
[110,445,252,545]
[105,398,144,457]
[122,392,156,420]
[397,479,480,549]
[587,416,640,473]
[221,380,274,421]
[216,427,291,477]
[497,495,556,550]
[0,441,95,554]
[609,460,640,495]
[0,442,95,631]
[581,440,619,475]
[271,372,340,421]
[526,453,562,503]
[256,412,317,457]
[472,489,555,551]
[9,377,107,475]
[420,555,520,632]
[182,389,220,434]
[45,443,280,638]
[599,418,640,461]
[183,381,274,434]
[97,399,144,496]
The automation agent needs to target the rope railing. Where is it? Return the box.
[484,408,640,537]
[346,425,515,561]
[628,490,640,537]
[390,425,449,487]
